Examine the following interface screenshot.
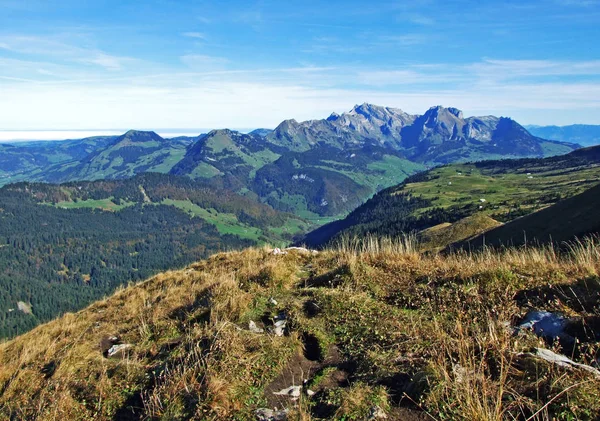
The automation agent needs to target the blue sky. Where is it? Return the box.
[1,0,599,133]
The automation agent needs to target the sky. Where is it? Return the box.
[0,0,599,137]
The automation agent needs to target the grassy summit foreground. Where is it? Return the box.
[1,239,599,420]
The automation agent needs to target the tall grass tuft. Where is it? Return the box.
[333,233,419,256]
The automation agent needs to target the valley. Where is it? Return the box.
[302,145,600,250]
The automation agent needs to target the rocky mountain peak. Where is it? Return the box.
[327,112,340,121]
[424,106,464,120]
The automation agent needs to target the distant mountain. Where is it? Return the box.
[526,124,600,147]
[249,128,273,137]
[0,136,116,182]
[0,104,580,219]
[171,129,279,187]
[266,104,577,163]
[301,145,600,248]
[171,129,426,217]
[453,183,600,250]
[12,130,190,184]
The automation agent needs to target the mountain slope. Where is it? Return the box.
[527,124,600,147]
[453,183,600,250]
[170,129,280,184]
[0,244,598,420]
[0,136,116,184]
[302,145,600,247]
[34,130,189,183]
[171,129,427,218]
[0,173,308,338]
[418,213,503,251]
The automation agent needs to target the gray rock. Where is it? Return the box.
[255,408,288,421]
[273,385,302,398]
[17,301,32,314]
[523,347,600,378]
[516,311,571,342]
[249,320,264,334]
[107,343,132,358]
[367,405,388,420]
[272,313,287,336]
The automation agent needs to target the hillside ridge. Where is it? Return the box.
[1,243,599,420]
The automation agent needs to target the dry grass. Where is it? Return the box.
[0,238,599,420]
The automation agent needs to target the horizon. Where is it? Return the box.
[1,102,598,142]
[1,1,599,130]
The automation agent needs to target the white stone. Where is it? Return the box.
[107,343,132,358]
[255,408,288,421]
[273,385,302,398]
[249,320,264,334]
[523,348,600,378]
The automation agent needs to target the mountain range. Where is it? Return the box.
[526,124,600,147]
[0,104,578,219]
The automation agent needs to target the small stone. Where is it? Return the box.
[367,406,387,420]
[17,301,32,314]
[255,408,288,421]
[269,297,278,306]
[107,343,132,358]
[273,385,301,398]
[524,348,600,378]
[271,312,288,337]
[271,248,287,255]
[249,320,264,334]
[307,389,316,396]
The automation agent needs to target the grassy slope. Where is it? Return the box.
[316,155,426,194]
[419,213,503,251]
[402,160,600,219]
[455,183,600,250]
[1,242,599,420]
[48,196,309,244]
[303,147,600,248]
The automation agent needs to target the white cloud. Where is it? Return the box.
[377,34,429,46]
[1,73,599,130]
[77,53,130,71]
[181,32,206,39]
[1,57,600,129]
[0,35,135,71]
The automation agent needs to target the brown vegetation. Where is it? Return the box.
[0,238,599,420]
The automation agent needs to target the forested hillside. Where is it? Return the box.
[0,174,307,338]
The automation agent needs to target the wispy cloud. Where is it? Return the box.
[405,14,436,25]
[378,34,429,46]
[2,57,599,130]
[0,35,135,71]
[181,32,206,39]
